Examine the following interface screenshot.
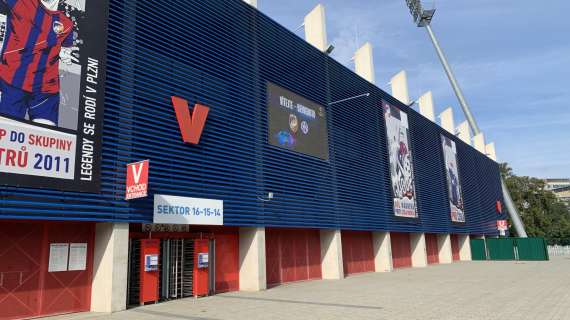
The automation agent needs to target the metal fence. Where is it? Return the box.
[548,245,570,256]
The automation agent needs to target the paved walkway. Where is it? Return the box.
[48,257,570,320]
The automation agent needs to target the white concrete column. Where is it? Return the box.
[239,227,267,291]
[436,234,453,264]
[304,4,328,52]
[439,108,455,134]
[456,121,471,145]
[473,133,486,154]
[320,229,344,279]
[243,0,257,8]
[390,70,410,105]
[458,234,472,261]
[418,91,435,122]
[372,232,393,272]
[486,142,497,161]
[91,223,129,313]
[410,233,428,268]
[354,42,375,84]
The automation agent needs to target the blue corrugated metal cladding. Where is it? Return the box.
[0,0,506,235]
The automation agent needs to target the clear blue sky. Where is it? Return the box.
[257,0,569,178]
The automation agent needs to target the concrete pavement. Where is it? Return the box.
[47,257,570,320]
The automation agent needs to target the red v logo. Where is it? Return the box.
[171,96,210,145]
[131,162,144,184]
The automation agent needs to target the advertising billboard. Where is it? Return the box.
[267,82,329,160]
[383,101,417,218]
[441,135,465,223]
[0,0,109,192]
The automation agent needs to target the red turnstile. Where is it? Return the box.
[139,239,160,304]
[193,239,209,297]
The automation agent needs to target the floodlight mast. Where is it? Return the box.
[405,0,528,237]
[406,0,479,134]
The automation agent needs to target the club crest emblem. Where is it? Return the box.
[53,21,65,34]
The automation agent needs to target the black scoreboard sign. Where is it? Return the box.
[267,82,329,160]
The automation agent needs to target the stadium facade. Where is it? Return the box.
[0,0,506,318]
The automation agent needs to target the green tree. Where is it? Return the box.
[500,163,570,244]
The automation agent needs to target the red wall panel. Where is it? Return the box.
[341,231,374,276]
[0,221,93,320]
[265,229,321,286]
[280,233,295,283]
[0,222,43,320]
[391,233,412,268]
[41,223,94,315]
[265,230,281,286]
[451,234,461,261]
[214,233,239,293]
[293,234,308,281]
[425,234,439,265]
[307,231,322,279]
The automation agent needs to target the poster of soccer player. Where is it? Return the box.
[441,135,465,223]
[0,0,109,192]
[383,101,418,218]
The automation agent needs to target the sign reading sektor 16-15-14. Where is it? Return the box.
[154,195,224,225]
[0,0,110,192]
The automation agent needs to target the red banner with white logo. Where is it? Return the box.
[126,160,149,200]
[497,220,508,231]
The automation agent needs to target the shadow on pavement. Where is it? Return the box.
[130,308,221,320]
[216,295,383,310]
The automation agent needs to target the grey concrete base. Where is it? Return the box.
[410,233,428,268]
[320,229,344,279]
[459,234,472,261]
[372,232,393,272]
[437,234,453,264]
[239,227,267,291]
[90,223,129,313]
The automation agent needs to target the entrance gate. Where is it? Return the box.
[160,239,194,300]
[127,237,214,307]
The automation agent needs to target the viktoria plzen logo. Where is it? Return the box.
[125,160,149,200]
[53,21,65,34]
[171,96,210,145]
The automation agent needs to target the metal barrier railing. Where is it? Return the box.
[548,245,570,256]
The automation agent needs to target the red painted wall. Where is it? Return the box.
[425,234,439,264]
[214,233,239,293]
[391,233,412,268]
[341,231,374,276]
[451,234,460,261]
[266,229,321,286]
[0,221,93,320]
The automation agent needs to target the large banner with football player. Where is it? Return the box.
[441,135,465,223]
[383,101,417,218]
[0,0,109,192]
